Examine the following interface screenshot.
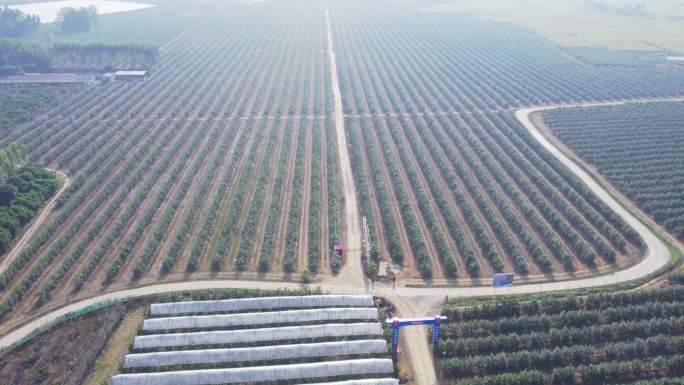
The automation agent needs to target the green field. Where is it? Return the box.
[422,0,684,53]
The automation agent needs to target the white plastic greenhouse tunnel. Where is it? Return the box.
[115,295,397,385]
[124,339,388,368]
[296,380,400,385]
[111,358,395,385]
[150,295,375,316]
[133,322,384,349]
[142,307,379,331]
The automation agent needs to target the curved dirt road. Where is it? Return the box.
[0,168,70,275]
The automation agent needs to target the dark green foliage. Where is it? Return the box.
[51,42,158,70]
[0,164,58,253]
[0,6,39,37]
[57,6,97,34]
[671,273,684,285]
[0,85,81,133]
[0,39,50,74]
[0,226,10,253]
[53,42,157,61]
[0,183,16,205]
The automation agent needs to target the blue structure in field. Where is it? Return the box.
[493,272,515,287]
[386,315,448,351]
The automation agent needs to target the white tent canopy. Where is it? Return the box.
[124,339,387,368]
[143,308,378,331]
[134,322,384,350]
[111,358,394,385]
[150,295,374,316]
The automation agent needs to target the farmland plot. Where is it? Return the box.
[543,101,684,241]
[438,285,684,385]
[329,1,679,282]
[347,113,640,281]
[2,0,684,331]
[331,3,684,117]
[0,0,339,329]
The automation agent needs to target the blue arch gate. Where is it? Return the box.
[385,315,448,351]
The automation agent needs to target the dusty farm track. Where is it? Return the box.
[326,8,365,288]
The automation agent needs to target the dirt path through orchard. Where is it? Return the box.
[325,7,365,289]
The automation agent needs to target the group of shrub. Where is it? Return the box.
[0,160,59,254]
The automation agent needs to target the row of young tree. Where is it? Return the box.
[441,306,684,356]
[439,286,684,384]
[350,105,635,280]
[53,42,157,58]
[544,102,684,241]
[334,6,684,116]
[0,6,336,321]
[443,285,684,321]
[443,335,684,378]
[337,6,638,280]
[453,354,684,385]
[445,302,684,338]
[0,85,81,134]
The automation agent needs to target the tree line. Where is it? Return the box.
[57,5,97,34]
[0,6,40,38]
[1,6,157,75]
[1,5,98,37]
[0,39,50,75]
[53,42,158,60]
[1,39,158,75]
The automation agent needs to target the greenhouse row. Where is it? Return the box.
[143,307,379,331]
[111,358,395,385]
[150,295,375,316]
[134,322,384,349]
[124,339,388,368]
[115,295,396,385]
